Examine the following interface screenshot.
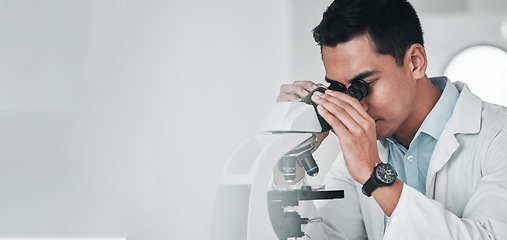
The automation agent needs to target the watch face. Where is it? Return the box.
[375,163,397,185]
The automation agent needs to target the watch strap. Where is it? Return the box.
[362,174,379,197]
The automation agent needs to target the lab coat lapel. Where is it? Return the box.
[378,141,389,164]
[426,81,482,199]
[426,124,459,198]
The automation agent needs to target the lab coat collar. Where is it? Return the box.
[451,81,482,135]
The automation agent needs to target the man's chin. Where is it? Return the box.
[375,122,392,140]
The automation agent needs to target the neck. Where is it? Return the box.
[393,76,442,149]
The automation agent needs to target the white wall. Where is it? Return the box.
[0,0,291,239]
[422,12,507,75]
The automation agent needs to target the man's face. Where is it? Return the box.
[322,34,417,140]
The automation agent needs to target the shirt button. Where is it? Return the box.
[407,155,414,162]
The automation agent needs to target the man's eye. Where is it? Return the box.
[365,79,378,86]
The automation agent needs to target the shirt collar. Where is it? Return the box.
[418,77,459,140]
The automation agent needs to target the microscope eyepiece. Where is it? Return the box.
[343,79,369,101]
[328,81,346,92]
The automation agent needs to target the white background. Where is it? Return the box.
[0,0,506,239]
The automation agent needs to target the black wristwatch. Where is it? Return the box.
[362,163,397,197]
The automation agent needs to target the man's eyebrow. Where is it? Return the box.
[325,70,379,84]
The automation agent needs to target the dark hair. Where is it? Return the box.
[313,0,424,66]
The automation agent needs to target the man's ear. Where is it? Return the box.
[405,43,427,80]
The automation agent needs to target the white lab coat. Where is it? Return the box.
[303,80,507,239]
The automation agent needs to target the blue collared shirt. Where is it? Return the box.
[380,77,459,195]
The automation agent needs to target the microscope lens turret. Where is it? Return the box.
[298,149,318,177]
[278,157,297,182]
[278,135,318,180]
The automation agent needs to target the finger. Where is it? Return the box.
[319,100,363,135]
[316,104,350,138]
[293,80,319,92]
[325,90,370,120]
[315,83,328,89]
[280,84,310,98]
[312,92,369,135]
[277,94,301,102]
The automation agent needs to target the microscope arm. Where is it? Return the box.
[211,132,314,239]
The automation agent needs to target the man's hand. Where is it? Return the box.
[311,89,381,184]
[310,88,402,216]
[277,81,326,102]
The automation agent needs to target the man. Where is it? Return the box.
[275,0,507,239]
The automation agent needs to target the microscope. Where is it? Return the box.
[210,80,369,240]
